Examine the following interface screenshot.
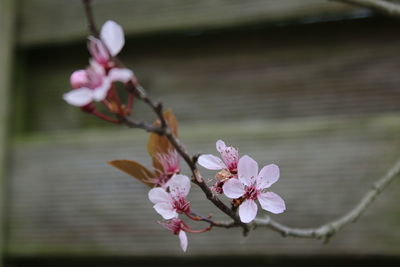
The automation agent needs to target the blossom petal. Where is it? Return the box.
[108,68,133,83]
[88,36,109,64]
[259,192,286,214]
[167,174,191,197]
[100,20,125,56]
[148,187,170,204]
[222,178,245,199]
[239,199,258,223]
[63,88,93,107]
[198,154,225,170]
[238,155,258,186]
[70,70,88,89]
[178,230,188,252]
[216,140,226,153]
[257,164,280,189]
[92,77,111,101]
[154,202,177,219]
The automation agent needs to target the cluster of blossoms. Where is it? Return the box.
[64,20,285,253]
[63,21,135,121]
[199,140,286,223]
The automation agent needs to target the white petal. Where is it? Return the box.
[216,140,226,153]
[154,202,177,219]
[108,68,133,83]
[93,78,111,101]
[222,178,245,199]
[238,155,258,186]
[178,230,188,252]
[259,192,286,214]
[88,36,109,63]
[198,154,225,170]
[148,187,170,204]
[239,199,258,223]
[100,20,125,56]
[167,174,191,197]
[257,164,280,189]
[89,59,105,76]
[63,88,93,107]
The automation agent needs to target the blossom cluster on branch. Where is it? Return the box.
[63,0,400,253]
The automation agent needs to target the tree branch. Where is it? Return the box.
[80,0,399,240]
[332,0,400,15]
[253,158,400,241]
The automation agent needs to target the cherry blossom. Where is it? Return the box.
[223,155,286,223]
[148,174,191,219]
[159,218,188,252]
[152,149,181,187]
[88,20,125,66]
[198,140,239,174]
[63,60,133,107]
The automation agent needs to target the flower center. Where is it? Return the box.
[244,186,260,200]
[173,196,190,214]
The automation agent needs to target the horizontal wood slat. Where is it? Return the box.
[6,116,400,255]
[22,19,400,133]
[17,0,357,46]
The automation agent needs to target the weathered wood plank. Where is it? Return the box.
[0,0,16,265]
[22,19,400,133]
[17,0,358,46]
[6,115,400,256]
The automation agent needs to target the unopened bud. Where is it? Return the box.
[70,70,88,88]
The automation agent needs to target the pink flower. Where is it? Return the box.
[88,20,125,66]
[63,60,133,107]
[223,155,286,223]
[159,218,188,252]
[148,174,191,219]
[198,140,239,174]
[152,149,181,187]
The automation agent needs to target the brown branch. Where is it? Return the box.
[332,0,400,15]
[207,158,400,240]
[82,0,99,37]
[124,83,250,234]
[254,158,400,241]
[81,0,399,240]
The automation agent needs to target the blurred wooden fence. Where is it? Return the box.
[1,0,400,263]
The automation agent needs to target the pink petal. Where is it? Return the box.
[259,192,286,214]
[216,140,226,153]
[89,59,105,76]
[198,154,225,170]
[239,199,258,223]
[88,36,109,64]
[148,187,170,204]
[167,174,191,197]
[100,20,125,56]
[238,155,258,186]
[92,77,112,101]
[154,202,177,219]
[178,230,188,252]
[63,88,93,107]
[70,70,88,89]
[222,178,245,199]
[257,164,280,189]
[108,68,133,83]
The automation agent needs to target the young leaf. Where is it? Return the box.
[147,109,179,171]
[108,160,155,187]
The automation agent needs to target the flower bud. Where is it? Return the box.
[70,70,88,89]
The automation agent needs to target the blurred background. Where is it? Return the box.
[1,0,400,266]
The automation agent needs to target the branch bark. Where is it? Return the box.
[333,0,400,15]
[81,0,400,241]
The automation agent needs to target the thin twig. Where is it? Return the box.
[82,0,99,37]
[81,0,399,240]
[253,158,400,241]
[332,0,400,15]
